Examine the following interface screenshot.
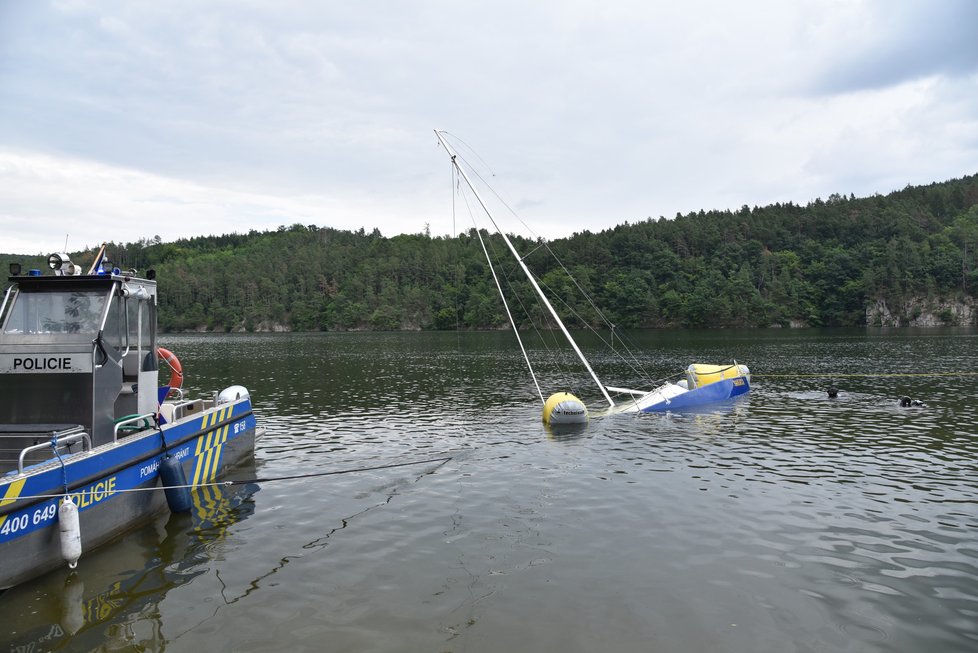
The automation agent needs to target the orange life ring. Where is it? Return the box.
[157,347,184,389]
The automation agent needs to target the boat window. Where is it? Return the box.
[101,294,125,349]
[1,289,106,335]
[135,295,151,354]
[100,291,153,354]
[144,299,157,370]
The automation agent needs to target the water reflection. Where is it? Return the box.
[0,465,259,651]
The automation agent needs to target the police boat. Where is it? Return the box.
[0,249,257,589]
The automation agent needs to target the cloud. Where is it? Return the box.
[0,148,442,254]
[0,1,975,254]
[805,0,978,95]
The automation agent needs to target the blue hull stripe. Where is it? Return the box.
[640,377,750,412]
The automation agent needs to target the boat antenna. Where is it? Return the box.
[87,243,108,275]
[435,130,615,408]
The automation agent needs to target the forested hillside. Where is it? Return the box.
[4,174,977,332]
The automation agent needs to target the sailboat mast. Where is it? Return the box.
[435,130,615,408]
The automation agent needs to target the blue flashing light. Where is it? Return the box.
[28,269,41,276]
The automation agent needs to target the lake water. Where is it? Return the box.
[1,329,977,652]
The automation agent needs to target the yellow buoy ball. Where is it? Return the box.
[543,392,588,426]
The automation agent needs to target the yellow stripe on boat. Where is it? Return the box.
[193,422,231,485]
[0,478,27,530]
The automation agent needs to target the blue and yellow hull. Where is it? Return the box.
[638,375,750,413]
[0,399,256,589]
[612,364,751,414]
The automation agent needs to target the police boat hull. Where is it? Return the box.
[0,403,256,589]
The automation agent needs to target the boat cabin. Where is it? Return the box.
[0,258,160,473]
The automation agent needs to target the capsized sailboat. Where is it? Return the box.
[434,130,751,422]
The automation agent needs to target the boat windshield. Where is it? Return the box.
[2,289,107,335]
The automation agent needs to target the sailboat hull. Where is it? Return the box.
[613,375,750,414]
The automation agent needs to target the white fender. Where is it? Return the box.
[59,496,82,569]
[218,385,250,404]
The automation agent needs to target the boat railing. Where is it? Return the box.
[113,413,157,441]
[160,398,207,424]
[605,385,648,396]
[15,426,91,475]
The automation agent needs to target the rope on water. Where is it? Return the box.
[226,455,453,486]
[5,455,455,503]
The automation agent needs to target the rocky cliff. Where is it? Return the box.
[866,297,976,327]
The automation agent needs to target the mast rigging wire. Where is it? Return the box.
[438,130,614,406]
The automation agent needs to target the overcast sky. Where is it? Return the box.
[1,0,976,255]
